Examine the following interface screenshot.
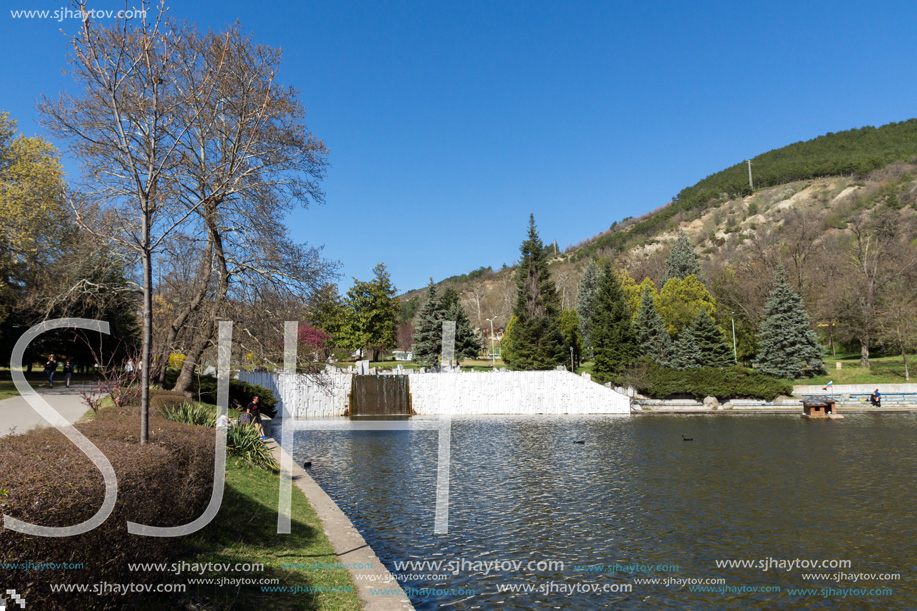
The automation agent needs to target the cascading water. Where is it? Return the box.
[349,375,412,416]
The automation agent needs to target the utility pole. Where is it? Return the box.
[486,316,500,368]
[746,160,754,190]
[731,312,738,363]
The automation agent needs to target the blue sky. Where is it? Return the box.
[3,1,916,294]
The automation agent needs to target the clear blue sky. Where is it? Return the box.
[3,1,916,294]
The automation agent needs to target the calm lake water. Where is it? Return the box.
[287,414,917,610]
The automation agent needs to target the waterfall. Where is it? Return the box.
[350,375,412,416]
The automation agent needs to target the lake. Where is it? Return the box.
[287,413,916,609]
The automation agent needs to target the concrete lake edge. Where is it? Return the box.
[268,440,415,611]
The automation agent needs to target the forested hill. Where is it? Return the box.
[398,118,917,366]
[573,119,917,259]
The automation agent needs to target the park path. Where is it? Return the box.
[0,384,95,437]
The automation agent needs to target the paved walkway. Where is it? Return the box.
[0,384,95,437]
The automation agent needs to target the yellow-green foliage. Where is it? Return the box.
[0,112,67,261]
[658,274,716,337]
[617,270,658,321]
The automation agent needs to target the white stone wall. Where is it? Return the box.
[241,369,630,417]
[407,370,630,415]
[240,370,352,417]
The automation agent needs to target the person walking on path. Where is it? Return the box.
[44,356,58,388]
[246,395,265,439]
[63,360,74,388]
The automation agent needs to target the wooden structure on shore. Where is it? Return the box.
[802,397,844,419]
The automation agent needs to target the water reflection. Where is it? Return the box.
[288,414,916,610]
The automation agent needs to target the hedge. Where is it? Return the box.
[161,369,277,417]
[623,361,793,401]
[0,404,214,609]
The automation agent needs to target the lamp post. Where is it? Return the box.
[570,346,574,371]
[731,312,737,363]
[485,316,500,368]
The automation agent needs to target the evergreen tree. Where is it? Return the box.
[670,327,703,370]
[662,230,705,284]
[500,315,518,367]
[446,299,484,361]
[412,279,444,367]
[590,265,638,378]
[339,263,400,361]
[441,287,461,312]
[308,282,345,345]
[509,215,565,370]
[756,272,826,378]
[689,309,734,367]
[633,284,673,366]
[577,259,603,356]
[559,308,583,369]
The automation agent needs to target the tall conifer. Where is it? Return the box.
[670,327,703,370]
[633,284,673,366]
[662,230,705,284]
[446,299,484,360]
[590,265,638,378]
[689,310,734,367]
[577,259,603,356]
[756,272,825,378]
[509,215,565,369]
[412,279,444,367]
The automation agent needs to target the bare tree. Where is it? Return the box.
[877,276,917,380]
[161,23,332,394]
[39,6,214,443]
[841,209,917,367]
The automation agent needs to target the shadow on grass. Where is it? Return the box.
[144,462,360,611]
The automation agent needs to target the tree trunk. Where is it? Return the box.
[898,325,910,381]
[140,221,152,444]
[859,335,870,368]
[172,201,230,395]
[172,318,215,396]
[152,240,214,384]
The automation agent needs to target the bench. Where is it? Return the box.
[800,394,917,407]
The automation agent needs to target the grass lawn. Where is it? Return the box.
[802,353,914,385]
[155,459,362,610]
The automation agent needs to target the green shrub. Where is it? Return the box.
[162,369,278,417]
[158,401,275,471]
[161,402,216,427]
[226,423,277,471]
[618,359,792,400]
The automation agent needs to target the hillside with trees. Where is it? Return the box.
[400,120,917,381]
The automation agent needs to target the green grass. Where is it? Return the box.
[801,353,914,385]
[151,453,362,610]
